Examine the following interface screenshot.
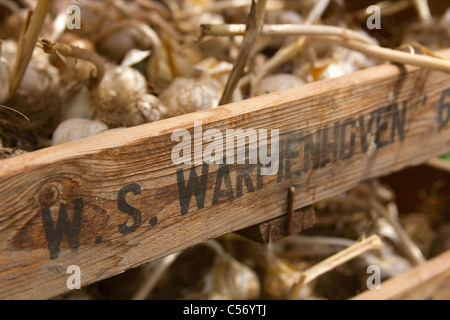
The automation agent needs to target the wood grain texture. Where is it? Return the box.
[236,206,316,243]
[1,49,450,299]
[352,249,450,300]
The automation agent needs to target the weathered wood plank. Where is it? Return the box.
[352,249,450,300]
[1,49,450,299]
[236,206,316,243]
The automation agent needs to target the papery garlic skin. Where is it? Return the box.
[63,87,95,120]
[0,52,10,103]
[98,27,154,63]
[264,255,312,300]
[203,256,261,300]
[52,118,108,145]
[159,74,222,117]
[2,40,60,99]
[93,65,164,127]
[101,66,147,96]
[136,94,167,123]
[256,73,305,95]
[317,48,378,81]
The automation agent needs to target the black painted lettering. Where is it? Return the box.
[391,102,407,143]
[359,111,376,153]
[375,105,391,149]
[236,166,256,197]
[118,183,142,235]
[41,198,83,260]
[320,122,340,168]
[256,163,264,190]
[438,88,450,128]
[303,130,321,173]
[212,164,234,205]
[340,118,356,160]
[176,164,209,215]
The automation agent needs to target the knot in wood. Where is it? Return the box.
[39,183,60,207]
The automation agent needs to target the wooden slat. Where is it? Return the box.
[427,157,450,173]
[1,49,450,299]
[236,206,316,243]
[352,249,450,300]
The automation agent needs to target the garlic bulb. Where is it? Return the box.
[362,247,412,279]
[52,118,108,145]
[159,72,222,117]
[0,46,10,103]
[135,94,167,123]
[202,240,260,300]
[255,73,305,96]
[98,27,153,63]
[2,40,60,99]
[100,66,147,96]
[93,65,164,127]
[1,8,53,40]
[264,253,312,300]
[63,87,95,120]
[317,47,378,81]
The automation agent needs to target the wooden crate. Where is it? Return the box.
[352,159,450,299]
[1,48,450,299]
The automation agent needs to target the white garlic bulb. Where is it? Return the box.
[317,45,378,81]
[2,40,60,99]
[255,73,305,96]
[135,94,167,123]
[159,73,222,117]
[0,48,10,104]
[100,66,147,96]
[98,27,153,63]
[63,87,95,120]
[202,240,260,300]
[52,118,108,145]
[93,65,163,127]
[264,253,312,300]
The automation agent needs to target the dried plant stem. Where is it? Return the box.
[288,235,384,300]
[275,235,358,257]
[0,105,30,121]
[239,0,330,89]
[356,0,413,20]
[201,24,377,45]
[175,0,253,20]
[219,0,268,106]
[369,198,426,266]
[131,253,179,300]
[315,36,450,74]
[8,0,54,99]
[207,24,450,74]
[38,39,105,88]
[414,0,432,22]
